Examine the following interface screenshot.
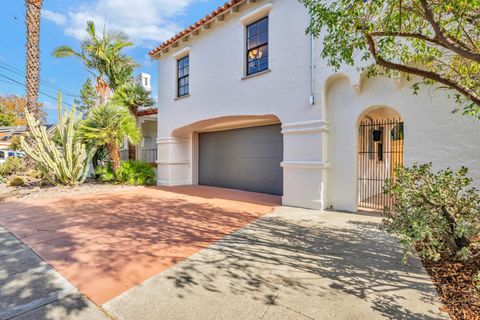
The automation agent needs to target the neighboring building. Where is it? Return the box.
[149,0,480,212]
[120,73,158,164]
[0,125,56,150]
[134,72,152,92]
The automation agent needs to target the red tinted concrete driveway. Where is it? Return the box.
[0,186,280,305]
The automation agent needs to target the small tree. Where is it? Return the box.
[384,163,480,262]
[78,103,140,173]
[301,0,480,118]
[0,95,45,125]
[75,78,97,116]
[20,93,94,186]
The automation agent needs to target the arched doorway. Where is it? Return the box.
[357,107,404,210]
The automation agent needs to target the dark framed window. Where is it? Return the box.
[246,17,268,76]
[177,55,189,97]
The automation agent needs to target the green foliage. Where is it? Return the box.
[94,164,116,183]
[383,163,480,262]
[95,160,155,185]
[0,111,15,126]
[74,78,97,116]
[53,21,137,91]
[78,103,140,147]
[112,81,154,114]
[20,93,95,186]
[0,157,26,177]
[301,0,480,118]
[9,135,22,151]
[78,103,140,172]
[25,169,41,179]
[8,176,25,187]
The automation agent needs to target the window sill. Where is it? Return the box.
[242,69,271,80]
[175,94,191,101]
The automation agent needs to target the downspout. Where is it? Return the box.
[309,33,315,105]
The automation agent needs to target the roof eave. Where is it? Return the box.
[148,0,247,59]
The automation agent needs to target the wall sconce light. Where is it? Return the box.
[372,129,382,142]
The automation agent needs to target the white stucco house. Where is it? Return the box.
[149,0,480,212]
[120,73,158,164]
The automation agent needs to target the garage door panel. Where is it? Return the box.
[199,124,283,195]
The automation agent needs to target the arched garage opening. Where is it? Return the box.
[172,115,284,196]
[357,107,404,210]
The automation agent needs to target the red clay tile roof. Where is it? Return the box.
[149,0,244,57]
[137,108,158,117]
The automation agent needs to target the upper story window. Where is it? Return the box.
[246,17,268,76]
[177,55,189,97]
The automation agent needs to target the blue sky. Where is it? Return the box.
[0,0,225,123]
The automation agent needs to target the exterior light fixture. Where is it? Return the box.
[372,129,382,142]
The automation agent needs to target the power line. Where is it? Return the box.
[0,61,80,98]
[0,73,74,107]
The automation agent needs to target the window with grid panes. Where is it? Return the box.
[246,17,268,76]
[177,55,189,97]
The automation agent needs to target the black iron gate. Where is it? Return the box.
[358,118,404,210]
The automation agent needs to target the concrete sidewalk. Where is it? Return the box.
[0,226,109,320]
[104,207,448,320]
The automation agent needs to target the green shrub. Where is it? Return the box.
[25,169,42,179]
[94,165,116,183]
[95,160,155,186]
[0,157,26,177]
[383,163,480,262]
[8,176,25,187]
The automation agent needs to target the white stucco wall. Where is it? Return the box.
[154,0,480,211]
[327,76,480,212]
[155,0,328,210]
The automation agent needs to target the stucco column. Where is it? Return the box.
[281,120,329,210]
[156,136,191,186]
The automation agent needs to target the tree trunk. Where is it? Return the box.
[107,142,121,173]
[128,142,136,160]
[25,0,43,114]
[440,205,470,251]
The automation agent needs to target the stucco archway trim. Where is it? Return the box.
[170,114,281,138]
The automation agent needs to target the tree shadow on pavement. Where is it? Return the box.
[0,227,94,320]
[162,212,446,319]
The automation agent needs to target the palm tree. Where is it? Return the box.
[112,82,155,160]
[112,82,155,115]
[25,0,43,113]
[78,104,140,173]
[53,21,138,100]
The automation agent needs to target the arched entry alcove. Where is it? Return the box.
[357,106,404,210]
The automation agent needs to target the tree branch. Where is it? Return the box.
[365,33,480,106]
[420,0,480,63]
[369,31,450,50]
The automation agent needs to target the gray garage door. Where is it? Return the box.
[199,124,283,195]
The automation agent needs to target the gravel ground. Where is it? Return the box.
[0,182,141,203]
